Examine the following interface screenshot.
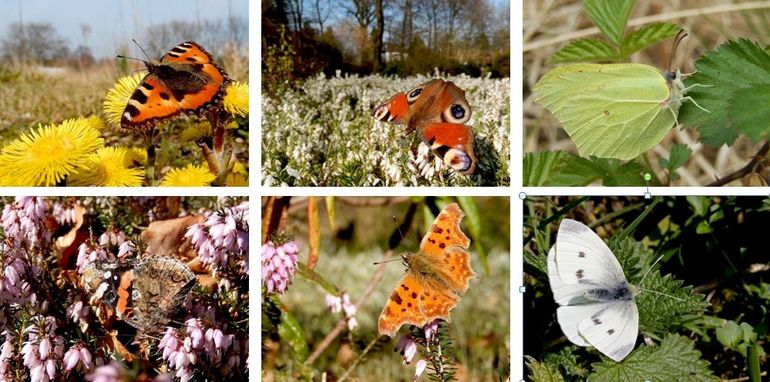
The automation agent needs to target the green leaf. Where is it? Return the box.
[296,262,338,295]
[550,38,619,64]
[608,238,708,336]
[582,0,634,46]
[588,335,718,382]
[523,151,649,186]
[679,39,770,146]
[619,23,681,59]
[526,355,566,382]
[726,84,770,141]
[524,151,566,186]
[277,307,309,362]
[590,158,647,186]
[659,143,691,180]
[544,347,589,379]
[715,320,742,347]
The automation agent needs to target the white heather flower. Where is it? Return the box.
[413,359,427,381]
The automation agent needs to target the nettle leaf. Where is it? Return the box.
[726,84,770,141]
[550,38,619,64]
[526,355,566,382]
[587,335,718,382]
[523,151,649,186]
[544,347,589,379]
[679,39,770,146]
[582,0,634,46]
[609,237,707,336]
[619,23,681,59]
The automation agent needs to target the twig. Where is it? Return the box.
[524,1,770,52]
[722,371,767,382]
[708,142,769,186]
[337,335,382,382]
[304,249,395,366]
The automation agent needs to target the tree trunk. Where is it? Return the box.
[372,0,384,71]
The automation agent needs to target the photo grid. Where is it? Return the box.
[1,0,769,381]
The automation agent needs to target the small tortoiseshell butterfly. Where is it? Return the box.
[83,255,196,333]
[372,79,477,175]
[121,41,231,130]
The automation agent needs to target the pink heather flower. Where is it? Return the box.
[261,240,299,295]
[395,335,418,365]
[51,202,76,225]
[325,294,342,313]
[98,228,126,248]
[326,293,358,330]
[67,299,89,325]
[22,316,63,382]
[86,362,120,382]
[185,202,249,273]
[159,318,239,380]
[117,241,136,259]
[424,319,440,341]
[413,359,427,381]
[1,197,48,249]
[0,335,13,382]
[76,240,109,273]
[63,343,91,372]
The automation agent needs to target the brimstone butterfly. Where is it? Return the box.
[548,218,684,362]
[533,31,708,161]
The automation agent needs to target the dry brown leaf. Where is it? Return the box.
[141,215,203,260]
[53,204,87,269]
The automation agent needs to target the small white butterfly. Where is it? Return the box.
[548,219,639,362]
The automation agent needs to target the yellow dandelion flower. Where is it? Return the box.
[103,73,145,125]
[180,123,212,142]
[82,116,105,131]
[226,161,248,186]
[0,118,104,186]
[68,147,144,187]
[223,81,248,118]
[160,164,216,186]
[124,147,148,167]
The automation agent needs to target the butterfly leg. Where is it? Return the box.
[683,96,711,113]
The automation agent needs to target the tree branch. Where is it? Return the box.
[708,141,769,186]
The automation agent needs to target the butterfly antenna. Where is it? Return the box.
[132,38,152,61]
[640,288,686,302]
[637,254,687,302]
[668,30,688,73]
[638,254,665,285]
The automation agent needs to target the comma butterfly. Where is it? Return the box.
[121,41,231,130]
[378,203,475,337]
[372,79,477,175]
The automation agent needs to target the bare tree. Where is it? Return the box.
[309,0,333,33]
[345,0,375,30]
[1,22,69,64]
[401,0,413,51]
[372,0,384,70]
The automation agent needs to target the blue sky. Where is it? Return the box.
[0,0,248,58]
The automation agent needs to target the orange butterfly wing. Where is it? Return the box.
[371,79,477,174]
[121,41,229,130]
[378,203,475,337]
[422,122,477,175]
[378,271,460,338]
